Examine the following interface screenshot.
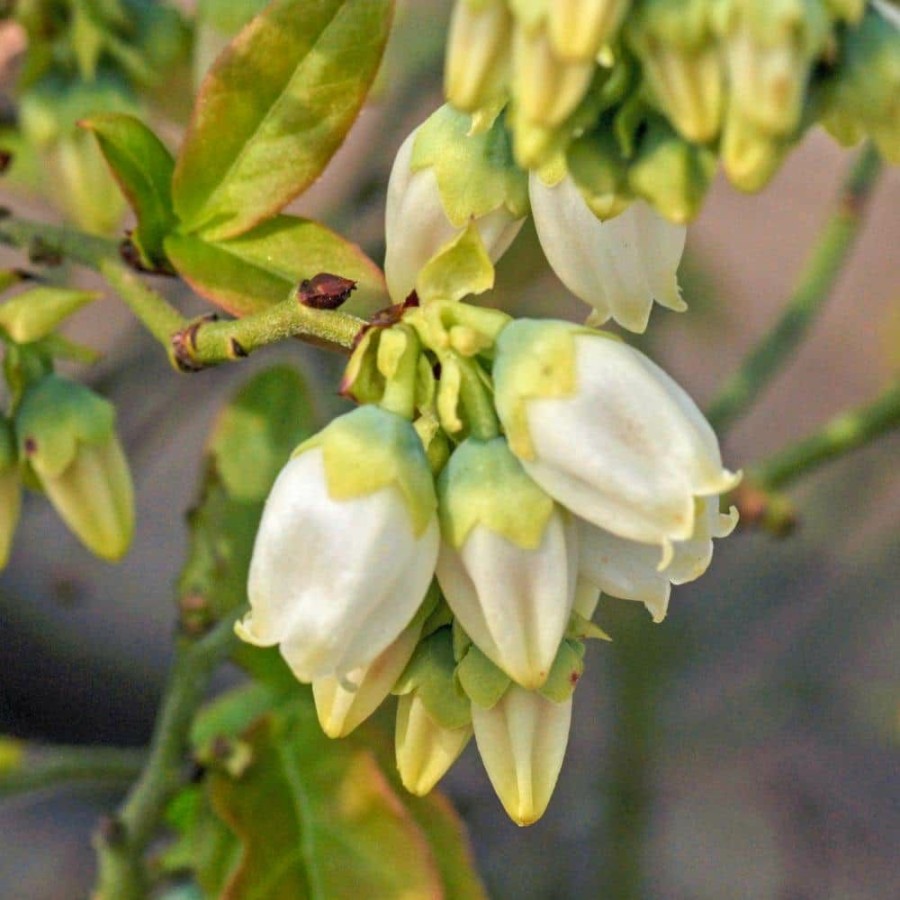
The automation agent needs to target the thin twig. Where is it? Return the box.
[707,143,883,434]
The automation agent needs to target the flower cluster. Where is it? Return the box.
[445,0,900,219]
[237,111,739,824]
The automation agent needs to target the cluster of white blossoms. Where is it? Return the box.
[236,102,740,825]
[446,0,900,217]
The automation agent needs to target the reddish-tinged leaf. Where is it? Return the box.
[172,0,393,240]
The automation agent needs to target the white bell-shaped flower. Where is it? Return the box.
[493,319,739,551]
[472,685,572,826]
[530,173,687,333]
[384,110,526,303]
[312,621,422,738]
[237,406,440,683]
[435,438,579,689]
[579,497,739,623]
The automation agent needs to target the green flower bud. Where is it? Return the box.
[627,116,718,223]
[445,0,513,113]
[825,3,900,163]
[721,107,792,192]
[626,0,726,143]
[548,0,632,61]
[512,20,595,128]
[723,0,831,139]
[0,416,21,570]
[15,375,134,561]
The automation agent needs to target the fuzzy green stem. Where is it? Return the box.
[0,744,145,799]
[707,144,883,434]
[752,380,900,490]
[172,294,366,371]
[92,609,242,900]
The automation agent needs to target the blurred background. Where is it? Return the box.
[1,1,899,897]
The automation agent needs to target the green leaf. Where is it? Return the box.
[178,366,317,622]
[172,0,394,240]
[210,704,445,900]
[82,113,177,268]
[164,214,387,319]
[0,287,100,343]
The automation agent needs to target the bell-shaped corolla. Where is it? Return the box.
[530,174,686,334]
[493,319,739,553]
[436,437,579,689]
[237,406,440,683]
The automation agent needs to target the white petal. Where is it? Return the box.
[241,449,439,681]
[530,174,686,333]
[523,334,738,544]
[436,509,578,689]
[472,686,572,826]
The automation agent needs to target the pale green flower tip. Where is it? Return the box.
[438,437,555,550]
[395,694,472,795]
[299,406,437,538]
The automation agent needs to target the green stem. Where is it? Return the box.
[457,356,500,441]
[706,144,883,434]
[752,380,900,490]
[0,214,367,367]
[177,292,366,371]
[0,744,145,799]
[92,609,242,900]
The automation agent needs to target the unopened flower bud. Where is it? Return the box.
[512,21,594,128]
[579,497,738,623]
[472,684,572,825]
[313,621,422,738]
[493,320,739,551]
[16,375,134,561]
[721,108,791,192]
[237,406,439,682]
[826,3,900,163]
[385,106,527,303]
[530,173,686,332]
[436,437,578,689]
[396,693,472,795]
[445,0,512,113]
[548,0,632,61]
[0,417,21,569]
[626,0,725,143]
[723,0,831,138]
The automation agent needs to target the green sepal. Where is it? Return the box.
[82,113,177,269]
[567,610,613,643]
[455,643,511,710]
[15,375,115,478]
[0,287,100,344]
[415,222,496,304]
[537,639,585,703]
[567,120,634,220]
[627,116,717,223]
[1,342,54,408]
[412,104,529,225]
[296,405,437,537]
[340,328,386,405]
[492,318,584,460]
[393,628,472,731]
[438,437,554,550]
[452,616,473,662]
[404,301,511,357]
